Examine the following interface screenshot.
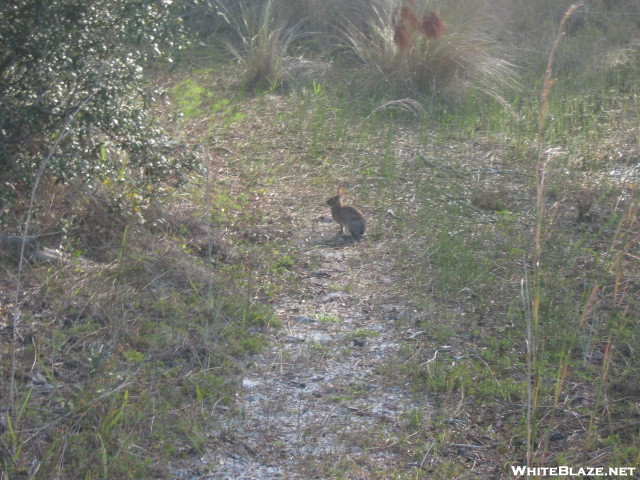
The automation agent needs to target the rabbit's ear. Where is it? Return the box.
[337,186,345,197]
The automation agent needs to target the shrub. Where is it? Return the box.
[342,0,518,102]
[0,0,198,209]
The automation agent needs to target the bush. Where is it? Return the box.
[341,0,518,102]
[0,0,199,208]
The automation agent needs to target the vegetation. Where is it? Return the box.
[0,0,198,211]
[342,0,518,103]
[1,0,639,478]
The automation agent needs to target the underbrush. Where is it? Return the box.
[377,7,640,474]
[0,177,285,478]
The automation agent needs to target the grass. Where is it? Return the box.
[0,91,289,477]
[214,0,307,91]
[341,0,518,104]
[1,235,277,478]
[2,1,640,478]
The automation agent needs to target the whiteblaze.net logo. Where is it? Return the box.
[511,466,636,477]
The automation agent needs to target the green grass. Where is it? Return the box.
[0,161,286,478]
[170,78,208,119]
[1,246,273,477]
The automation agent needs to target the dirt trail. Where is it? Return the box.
[186,215,431,479]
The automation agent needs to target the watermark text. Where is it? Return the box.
[511,466,636,477]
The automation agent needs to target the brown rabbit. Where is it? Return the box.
[326,186,366,240]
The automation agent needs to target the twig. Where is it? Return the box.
[528,3,583,467]
[448,443,487,450]
[10,92,96,411]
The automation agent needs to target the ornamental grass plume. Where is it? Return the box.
[393,1,445,51]
[422,10,445,40]
[393,22,410,50]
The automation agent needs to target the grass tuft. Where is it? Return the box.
[215,0,306,91]
[342,0,518,103]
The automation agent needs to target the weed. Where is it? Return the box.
[315,313,341,323]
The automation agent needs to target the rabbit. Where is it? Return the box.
[326,186,366,240]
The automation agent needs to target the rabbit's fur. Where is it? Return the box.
[326,186,366,240]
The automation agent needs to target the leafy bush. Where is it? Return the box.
[0,0,199,206]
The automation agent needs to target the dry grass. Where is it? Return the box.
[215,0,302,90]
[0,152,280,478]
[342,0,518,102]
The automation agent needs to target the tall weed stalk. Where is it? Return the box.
[528,3,583,467]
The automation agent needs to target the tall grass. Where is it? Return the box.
[215,0,305,90]
[527,2,582,467]
[342,0,518,103]
[526,2,640,468]
[211,0,518,102]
